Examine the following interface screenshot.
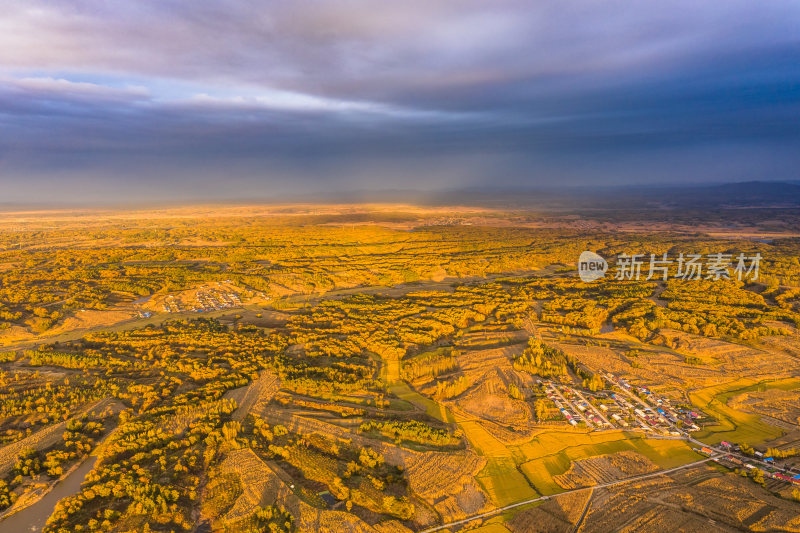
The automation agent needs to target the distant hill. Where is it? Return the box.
[424,181,800,209]
[1,181,797,211]
[652,181,800,208]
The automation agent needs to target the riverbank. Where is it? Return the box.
[0,455,98,532]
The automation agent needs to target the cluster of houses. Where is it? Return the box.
[711,441,800,486]
[544,382,613,429]
[539,372,710,435]
[603,373,706,434]
[539,371,800,491]
[159,285,242,313]
[191,287,241,312]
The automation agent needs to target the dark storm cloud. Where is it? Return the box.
[0,1,799,201]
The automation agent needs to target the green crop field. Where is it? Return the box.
[689,378,799,444]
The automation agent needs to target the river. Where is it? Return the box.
[0,456,97,533]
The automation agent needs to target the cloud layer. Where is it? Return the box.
[1,1,799,202]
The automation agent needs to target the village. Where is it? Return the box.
[161,284,242,314]
[540,371,800,493]
[541,372,705,435]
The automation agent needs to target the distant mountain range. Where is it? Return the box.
[0,181,798,211]
[279,181,800,209]
[600,181,800,209]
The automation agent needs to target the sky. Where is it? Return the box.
[1,0,799,203]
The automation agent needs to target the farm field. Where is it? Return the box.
[689,378,798,444]
[517,433,702,495]
[0,205,798,532]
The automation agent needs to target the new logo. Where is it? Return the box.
[578,251,608,282]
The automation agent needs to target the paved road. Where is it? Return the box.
[548,384,594,429]
[607,378,660,432]
[572,388,612,427]
[420,455,720,533]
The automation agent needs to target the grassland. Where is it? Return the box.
[468,522,512,533]
[689,378,800,444]
[516,431,702,495]
[388,382,456,423]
